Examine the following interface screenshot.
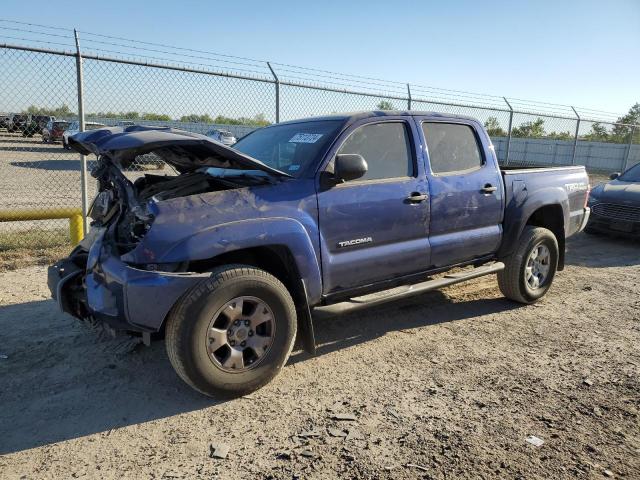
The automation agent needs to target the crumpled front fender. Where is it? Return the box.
[122,217,323,305]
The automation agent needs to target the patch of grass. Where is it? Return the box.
[0,228,72,271]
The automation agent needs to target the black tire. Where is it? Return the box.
[165,265,297,397]
[498,226,559,304]
[62,138,70,150]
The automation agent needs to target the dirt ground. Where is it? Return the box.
[0,232,639,479]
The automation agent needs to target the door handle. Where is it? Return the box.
[406,192,428,203]
[481,184,498,194]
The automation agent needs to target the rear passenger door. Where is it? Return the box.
[317,119,430,294]
[420,120,504,267]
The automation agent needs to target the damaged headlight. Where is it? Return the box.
[117,206,154,248]
[88,190,116,223]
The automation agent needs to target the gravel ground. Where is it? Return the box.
[0,232,638,479]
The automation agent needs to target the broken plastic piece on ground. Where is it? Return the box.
[209,442,230,459]
[331,413,357,421]
[405,463,429,472]
[526,435,545,447]
[328,427,348,438]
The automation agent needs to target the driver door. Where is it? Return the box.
[316,119,431,294]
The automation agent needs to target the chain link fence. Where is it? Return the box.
[1,36,638,253]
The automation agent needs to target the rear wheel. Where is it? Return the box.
[498,226,558,304]
[165,265,297,397]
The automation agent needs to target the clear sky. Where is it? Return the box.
[1,0,638,117]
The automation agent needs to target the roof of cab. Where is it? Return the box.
[272,110,478,127]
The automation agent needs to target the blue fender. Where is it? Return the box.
[152,217,323,305]
[499,183,569,259]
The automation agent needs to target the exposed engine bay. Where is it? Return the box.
[89,157,276,253]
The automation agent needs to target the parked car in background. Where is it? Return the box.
[206,128,236,146]
[7,113,29,133]
[0,114,10,129]
[117,121,136,127]
[62,121,106,149]
[42,120,70,143]
[586,163,640,237]
[22,115,56,137]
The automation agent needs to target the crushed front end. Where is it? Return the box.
[47,161,207,335]
[48,125,288,336]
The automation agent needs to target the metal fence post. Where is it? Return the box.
[267,62,280,123]
[570,106,580,166]
[407,84,412,110]
[73,29,88,235]
[503,97,513,166]
[622,126,636,172]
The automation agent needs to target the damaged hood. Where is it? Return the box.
[68,125,291,177]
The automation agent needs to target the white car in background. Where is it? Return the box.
[62,121,106,149]
[206,129,236,146]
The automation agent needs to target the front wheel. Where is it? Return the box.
[498,226,559,304]
[165,265,297,397]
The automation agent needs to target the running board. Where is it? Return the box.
[321,262,504,314]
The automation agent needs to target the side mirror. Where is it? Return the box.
[609,172,620,180]
[334,154,368,182]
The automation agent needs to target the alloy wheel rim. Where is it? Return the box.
[205,296,276,373]
[524,243,551,290]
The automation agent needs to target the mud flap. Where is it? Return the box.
[298,279,316,355]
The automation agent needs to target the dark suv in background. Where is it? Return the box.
[0,114,10,129]
[22,115,56,137]
[7,113,29,133]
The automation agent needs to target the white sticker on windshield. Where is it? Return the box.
[288,133,323,144]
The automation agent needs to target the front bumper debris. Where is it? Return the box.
[48,234,207,333]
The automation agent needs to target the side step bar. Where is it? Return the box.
[321,262,505,314]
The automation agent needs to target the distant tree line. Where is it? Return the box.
[484,103,640,144]
[21,104,272,126]
[20,102,639,142]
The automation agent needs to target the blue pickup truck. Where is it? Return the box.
[49,111,591,396]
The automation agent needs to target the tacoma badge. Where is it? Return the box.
[337,237,373,248]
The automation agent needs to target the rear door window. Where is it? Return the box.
[422,123,483,174]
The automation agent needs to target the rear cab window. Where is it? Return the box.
[422,122,484,175]
[336,121,414,182]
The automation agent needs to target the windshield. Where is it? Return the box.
[619,163,640,182]
[232,120,344,176]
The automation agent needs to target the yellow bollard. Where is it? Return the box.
[0,208,85,246]
[69,213,85,245]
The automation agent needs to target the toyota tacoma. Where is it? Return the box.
[48,111,591,396]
